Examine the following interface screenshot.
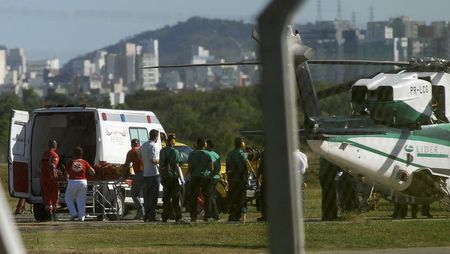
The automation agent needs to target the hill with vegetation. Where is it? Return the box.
[60,17,257,79]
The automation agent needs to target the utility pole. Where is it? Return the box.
[337,0,342,20]
[369,4,374,22]
[317,0,322,22]
[258,0,305,253]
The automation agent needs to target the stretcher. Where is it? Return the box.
[58,178,128,221]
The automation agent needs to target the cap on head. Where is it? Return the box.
[131,138,140,147]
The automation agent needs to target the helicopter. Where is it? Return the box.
[143,27,450,207]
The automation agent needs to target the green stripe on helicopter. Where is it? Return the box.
[367,100,431,126]
[328,125,450,147]
[417,153,449,158]
[330,139,427,168]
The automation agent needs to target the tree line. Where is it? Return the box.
[0,84,351,162]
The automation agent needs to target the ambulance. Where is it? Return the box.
[8,106,166,221]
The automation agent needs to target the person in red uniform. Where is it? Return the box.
[65,146,95,222]
[125,139,144,219]
[40,139,60,221]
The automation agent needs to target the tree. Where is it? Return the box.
[0,94,24,161]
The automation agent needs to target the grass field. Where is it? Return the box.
[2,163,450,253]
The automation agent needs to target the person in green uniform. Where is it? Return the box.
[159,133,185,223]
[226,137,249,222]
[187,138,213,222]
[206,139,220,221]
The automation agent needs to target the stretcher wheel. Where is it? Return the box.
[33,203,50,222]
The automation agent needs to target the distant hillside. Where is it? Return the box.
[60,17,257,79]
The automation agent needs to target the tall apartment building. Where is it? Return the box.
[367,22,393,41]
[93,51,107,73]
[105,53,118,81]
[185,46,214,89]
[0,49,6,85]
[8,48,27,76]
[27,60,48,87]
[119,43,137,91]
[72,59,92,77]
[390,16,424,38]
[136,39,159,90]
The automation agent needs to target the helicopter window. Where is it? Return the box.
[351,87,367,104]
[418,76,431,83]
[431,86,447,122]
[376,87,393,101]
[367,90,378,101]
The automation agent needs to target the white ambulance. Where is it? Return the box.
[8,106,166,221]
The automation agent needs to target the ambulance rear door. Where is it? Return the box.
[8,110,30,198]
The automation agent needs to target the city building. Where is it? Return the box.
[136,39,160,90]
[7,48,26,77]
[119,43,137,91]
[0,49,6,85]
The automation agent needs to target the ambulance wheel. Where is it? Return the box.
[106,192,125,221]
[33,203,50,222]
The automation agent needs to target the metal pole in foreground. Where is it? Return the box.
[258,0,305,253]
[0,184,26,254]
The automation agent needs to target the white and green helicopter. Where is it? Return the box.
[290,28,450,206]
[144,28,450,207]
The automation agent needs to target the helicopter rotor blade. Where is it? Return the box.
[141,61,261,69]
[143,59,410,69]
[308,60,410,66]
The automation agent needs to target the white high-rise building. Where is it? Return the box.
[73,59,92,77]
[0,50,6,85]
[140,39,159,90]
[93,51,107,73]
[119,43,136,90]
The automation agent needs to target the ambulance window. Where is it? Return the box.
[129,127,149,144]
[11,122,26,156]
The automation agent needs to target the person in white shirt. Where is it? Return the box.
[137,129,161,222]
[295,148,308,175]
[295,148,308,214]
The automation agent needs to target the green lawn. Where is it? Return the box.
[2,163,450,253]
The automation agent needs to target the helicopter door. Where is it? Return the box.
[8,110,30,198]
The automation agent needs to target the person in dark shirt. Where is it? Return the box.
[160,133,185,223]
[226,137,250,222]
[187,138,213,222]
[125,139,144,220]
